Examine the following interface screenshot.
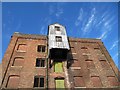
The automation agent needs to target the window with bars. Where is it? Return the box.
[36,58,45,67]
[37,45,46,52]
[34,76,44,88]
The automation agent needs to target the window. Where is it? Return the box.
[91,76,102,87]
[36,58,45,67]
[107,76,118,86]
[71,59,80,67]
[37,45,46,52]
[34,76,44,88]
[55,26,60,31]
[17,44,27,52]
[85,59,95,69]
[7,75,19,88]
[74,76,85,87]
[12,57,24,66]
[56,36,62,42]
[100,60,110,69]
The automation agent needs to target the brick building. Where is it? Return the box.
[1,23,120,89]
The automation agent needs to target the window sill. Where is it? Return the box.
[11,66,23,68]
[16,50,26,53]
[33,87,45,89]
[35,67,46,68]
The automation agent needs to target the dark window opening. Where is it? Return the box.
[55,26,60,31]
[34,76,44,88]
[56,36,62,42]
[40,78,44,87]
[34,77,39,87]
[36,58,45,67]
[41,60,45,67]
[37,45,46,52]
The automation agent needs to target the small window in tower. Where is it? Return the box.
[36,58,45,67]
[56,36,62,42]
[55,26,60,31]
[34,76,44,88]
[37,45,46,52]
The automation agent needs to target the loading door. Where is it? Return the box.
[54,62,63,73]
[55,79,65,89]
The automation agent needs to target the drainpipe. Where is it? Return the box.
[46,36,49,90]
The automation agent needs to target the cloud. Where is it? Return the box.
[110,40,118,50]
[39,17,52,35]
[40,25,45,35]
[97,14,115,40]
[113,52,118,60]
[16,21,21,31]
[83,8,96,34]
[75,8,83,26]
[55,7,63,18]
[97,30,108,40]
[49,5,54,15]
[48,4,64,18]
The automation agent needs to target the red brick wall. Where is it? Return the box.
[1,33,47,89]
[1,33,120,89]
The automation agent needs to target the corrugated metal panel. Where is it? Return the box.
[48,23,70,50]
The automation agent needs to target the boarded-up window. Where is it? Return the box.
[94,49,102,55]
[85,59,95,69]
[107,76,118,86]
[98,55,106,60]
[13,57,24,66]
[74,76,85,87]
[7,75,19,88]
[72,69,82,76]
[71,59,80,67]
[91,76,102,87]
[100,60,110,69]
[17,44,26,51]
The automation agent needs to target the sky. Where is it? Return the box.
[1,2,119,69]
